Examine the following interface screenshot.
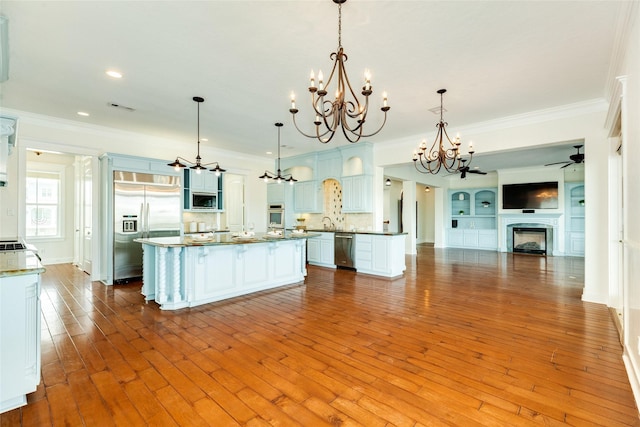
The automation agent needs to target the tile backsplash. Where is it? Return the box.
[295,179,373,231]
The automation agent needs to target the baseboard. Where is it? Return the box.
[41,257,74,265]
[609,307,624,345]
[622,352,640,419]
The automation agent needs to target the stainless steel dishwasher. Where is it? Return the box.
[334,232,355,269]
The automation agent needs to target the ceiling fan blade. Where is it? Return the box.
[560,162,575,169]
[468,170,487,175]
[544,161,571,166]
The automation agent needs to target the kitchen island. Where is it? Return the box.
[0,249,45,413]
[135,232,318,310]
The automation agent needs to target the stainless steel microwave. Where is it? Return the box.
[191,192,217,209]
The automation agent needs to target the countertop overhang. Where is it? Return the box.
[0,250,45,277]
[135,232,320,248]
[292,229,407,236]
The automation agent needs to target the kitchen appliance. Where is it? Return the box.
[335,232,355,269]
[113,171,181,283]
[191,192,217,210]
[0,239,40,263]
[267,204,285,229]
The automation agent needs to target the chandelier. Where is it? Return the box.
[259,123,297,185]
[168,96,226,176]
[412,89,474,175]
[288,0,390,144]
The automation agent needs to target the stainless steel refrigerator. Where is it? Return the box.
[113,171,181,283]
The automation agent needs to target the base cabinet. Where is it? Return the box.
[307,232,335,268]
[355,234,406,278]
[0,274,41,413]
[447,229,497,250]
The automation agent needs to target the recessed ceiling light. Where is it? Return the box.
[201,138,208,142]
[106,70,122,79]
[77,111,90,117]
[266,151,273,155]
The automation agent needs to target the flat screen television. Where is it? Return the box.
[502,181,559,209]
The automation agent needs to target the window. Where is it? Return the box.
[26,171,62,238]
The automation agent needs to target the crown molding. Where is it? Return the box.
[377,98,608,150]
[1,108,272,164]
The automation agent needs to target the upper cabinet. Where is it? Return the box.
[293,181,321,213]
[316,151,342,182]
[449,188,497,229]
[565,183,585,256]
[183,169,223,211]
[342,175,373,213]
[267,183,285,204]
[281,143,374,214]
[189,170,218,193]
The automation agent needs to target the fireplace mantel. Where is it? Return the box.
[498,214,564,255]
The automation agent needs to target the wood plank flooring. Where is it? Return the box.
[2,246,638,426]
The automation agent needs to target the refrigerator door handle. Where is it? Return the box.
[139,203,145,238]
[146,203,150,237]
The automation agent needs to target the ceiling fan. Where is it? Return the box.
[545,144,585,168]
[459,159,487,179]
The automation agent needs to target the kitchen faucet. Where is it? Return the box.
[322,216,334,230]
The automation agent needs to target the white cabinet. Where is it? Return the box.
[307,232,335,267]
[1,273,41,413]
[478,230,498,249]
[141,239,308,309]
[355,234,406,277]
[447,188,497,249]
[190,170,218,193]
[294,181,321,213]
[341,175,373,213]
[267,183,285,204]
[447,229,497,250]
[316,154,342,182]
[564,183,585,256]
[184,169,223,211]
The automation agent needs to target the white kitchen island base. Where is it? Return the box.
[138,236,309,310]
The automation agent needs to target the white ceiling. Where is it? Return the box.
[0,1,624,171]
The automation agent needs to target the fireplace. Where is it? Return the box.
[513,227,547,255]
[500,215,559,255]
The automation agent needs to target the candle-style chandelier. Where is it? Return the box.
[412,89,474,175]
[168,96,226,176]
[259,123,297,185]
[289,0,390,144]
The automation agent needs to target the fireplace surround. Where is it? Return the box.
[500,214,561,255]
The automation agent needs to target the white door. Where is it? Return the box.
[225,173,245,232]
[81,156,93,274]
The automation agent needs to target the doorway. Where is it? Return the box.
[19,143,100,279]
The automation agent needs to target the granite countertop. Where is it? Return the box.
[0,250,46,278]
[294,228,407,236]
[135,231,320,248]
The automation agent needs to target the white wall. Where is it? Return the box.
[416,184,435,244]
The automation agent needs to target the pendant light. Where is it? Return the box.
[258,123,297,185]
[168,96,226,176]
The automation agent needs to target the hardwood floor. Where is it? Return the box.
[2,246,638,426]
